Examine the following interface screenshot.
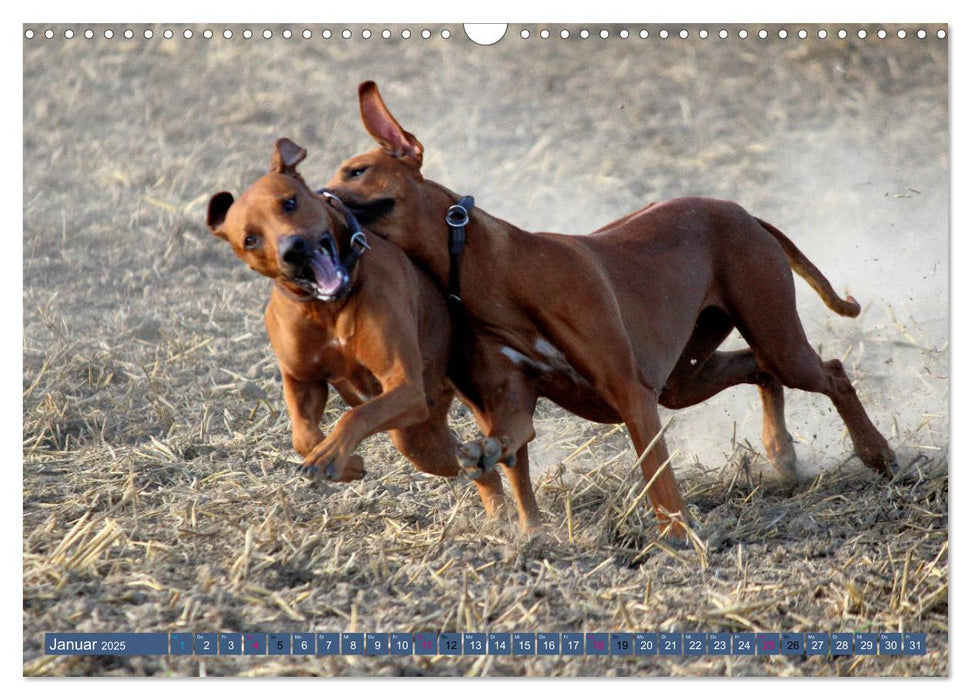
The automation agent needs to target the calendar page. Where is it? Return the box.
[22,14,949,680]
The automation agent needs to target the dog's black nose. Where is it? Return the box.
[279,235,310,265]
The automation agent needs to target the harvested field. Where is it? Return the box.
[23,23,948,677]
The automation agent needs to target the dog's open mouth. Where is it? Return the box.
[289,238,349,301]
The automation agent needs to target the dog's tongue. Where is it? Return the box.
[308,249,343,296]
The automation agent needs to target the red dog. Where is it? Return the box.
[207,138,506,515]
[324,81,897,538]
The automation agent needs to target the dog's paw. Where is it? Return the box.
[765,436,800,483]
[654,515,704,550]
[457,437,507,480]
[296,461,321,480]
[298,455,365,482]
[327,455,366,482]
[860,445,898,479]
[880,459,899,480]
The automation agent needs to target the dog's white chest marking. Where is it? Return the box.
[500,346,551,372]
[535,337,586,383]
[499,338,585,384]
[534,338,562,363]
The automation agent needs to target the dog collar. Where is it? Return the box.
[322,193,370,302]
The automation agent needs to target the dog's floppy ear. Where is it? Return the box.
[358,81,424,168]
[207,191,234,240]
[270,137,307,174]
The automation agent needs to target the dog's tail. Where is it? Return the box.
[756,218,861,318]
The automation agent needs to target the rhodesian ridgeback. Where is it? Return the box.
[207,138,506,513]
[324,80,897,538]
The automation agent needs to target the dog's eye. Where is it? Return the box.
[243,234,261,250]
[282,196,298,213]
[347,166,368,179]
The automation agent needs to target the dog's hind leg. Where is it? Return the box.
[660,308,798,479]
[766,353,895,477]
[662,350,798,480]
[756,378,798,480]
[462,380,542,532]
[723,246,895,477]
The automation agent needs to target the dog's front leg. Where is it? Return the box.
[456,358,543,532]
[281,371,329,458]
[298,372,429,482]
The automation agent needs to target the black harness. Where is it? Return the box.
[445,195,474,314]
[442,195,477,390]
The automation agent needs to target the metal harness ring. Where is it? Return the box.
[349,231,371,250]
[446,203,470,228]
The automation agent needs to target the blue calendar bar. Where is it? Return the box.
[781,633,804,656]
[879,633,902,656]
[660,632,682,655]
[734,633,756,655]
[366,633,388,655]
[611,633,633,656]
[708,633,731,655]
[341,633,364,656]
[561,633,584,655]
[757,633,781,655]
[488,633,512,656]
[855,633,878,656]
[806,632,828,655]
[40,631,931,656]
[904,633,926,655]
[316,632,339,655]
[195,633,217,656]
[586,633,609,656]
[831,633,854,656]
[415,632,437,655]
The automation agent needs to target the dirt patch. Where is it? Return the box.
[23,23,948,677]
